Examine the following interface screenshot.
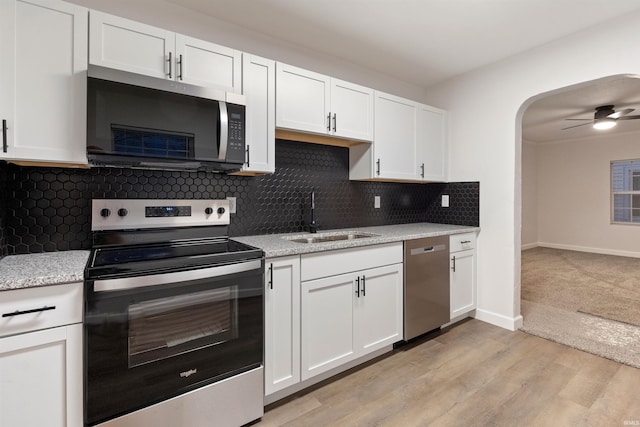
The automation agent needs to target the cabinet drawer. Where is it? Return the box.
[450,232,476,252]
[0,282,82,338]
[301,242,402,282]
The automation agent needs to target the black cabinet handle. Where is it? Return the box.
[361,275,366,296]
[333,113,337,132]
[167,51,173,79]
[246,145,250,167]
[460,240,471,244]
[3,306,56,317]
[2,119,7,153]
[376,159,381,176]
[178,54,183,80]
[451,256,456,273]
[327,112,331,131]
[420,163,425,178]
[355,276,360,298]
[268,263,273,289]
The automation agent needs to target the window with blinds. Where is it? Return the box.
[611,159,640,224]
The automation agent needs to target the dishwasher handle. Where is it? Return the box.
[409,244,447,256]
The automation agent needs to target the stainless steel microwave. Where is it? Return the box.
[87,65,246,172]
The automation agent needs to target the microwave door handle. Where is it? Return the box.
[218,101,229,160]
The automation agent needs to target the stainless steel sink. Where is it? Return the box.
[284,232,379,244]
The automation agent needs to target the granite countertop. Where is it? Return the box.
[0,250,90,291]
[0,223,478,291]
[234,222,479,258]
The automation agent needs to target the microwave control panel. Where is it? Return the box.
[226,103,246,164]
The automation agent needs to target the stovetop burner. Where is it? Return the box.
[86,199,263,279]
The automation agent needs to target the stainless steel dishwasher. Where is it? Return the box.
[404,236,450,340]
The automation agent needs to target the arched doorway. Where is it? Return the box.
[517,75,640,367]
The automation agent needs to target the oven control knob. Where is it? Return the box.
[117,208,128,217]
[100,208,111,218]
[217,207,226,215]
[205,207,213,215]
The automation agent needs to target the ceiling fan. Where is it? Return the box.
[562,105,640,130]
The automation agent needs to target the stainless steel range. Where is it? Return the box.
[84,199,264,427]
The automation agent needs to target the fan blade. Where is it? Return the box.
[564,118,592,121]
[561,122,592,130]
[608,108,635,119]
[615,114,640,121]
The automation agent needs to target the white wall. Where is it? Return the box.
[535,131,640,257]
[67,0,425,102]
[425,11,640,330]
[521,140,538,249]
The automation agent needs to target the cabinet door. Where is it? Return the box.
[89,10,173,79]
[276,63,331,134]
[264,256,300,396]
[331,79,373,142]
[175,34,241,92]
[240,54,275,174]
[0,323,82,427]
[301,273,356,381]
[0,0,87,164]
[355,264,403,354]
[417,104,447,182]
[450,250,476,319]
[373,91,419,180]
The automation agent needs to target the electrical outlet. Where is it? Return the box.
[441,195,450,208]
[374,195,381,209]
[226,197,237,214]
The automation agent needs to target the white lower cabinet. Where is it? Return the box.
[264,243,403,400]
[300,263,403,381]
[300,243,403,381]
[301,272,357,380]
[0,283,83,427]
[450,233,477,319]
[264,256,300,396]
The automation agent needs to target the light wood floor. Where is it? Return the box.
[257,319,640,426]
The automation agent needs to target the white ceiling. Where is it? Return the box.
[165,0,640,88]
[522,76,640,142]
[163,0,640,142]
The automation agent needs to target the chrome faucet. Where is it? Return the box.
[309,191,319,234]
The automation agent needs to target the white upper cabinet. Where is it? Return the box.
[330,78,374,141]
[350,92,448,182]
[347,91,419,181]
[239,54,275,174]
[276,63,373,142]
[417,104,448,182]
[89,11,241,92]
[276,63,331,135]
[175,34,241,90]
[89,11,171,79]
[373,91,419,180]
[0,0,88,165]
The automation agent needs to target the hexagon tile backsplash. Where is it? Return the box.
[0,140,479,254]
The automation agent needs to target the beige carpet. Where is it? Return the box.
[521,247,640,326]
[521,247,640,368]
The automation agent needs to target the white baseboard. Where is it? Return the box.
[521,242,538,250]
[475,309,523,331]
[537,242,640,259]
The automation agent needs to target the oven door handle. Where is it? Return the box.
[92,260,262,293]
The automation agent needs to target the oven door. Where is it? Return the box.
[84,259,263,426]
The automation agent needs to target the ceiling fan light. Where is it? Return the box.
[593,118,616,130]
